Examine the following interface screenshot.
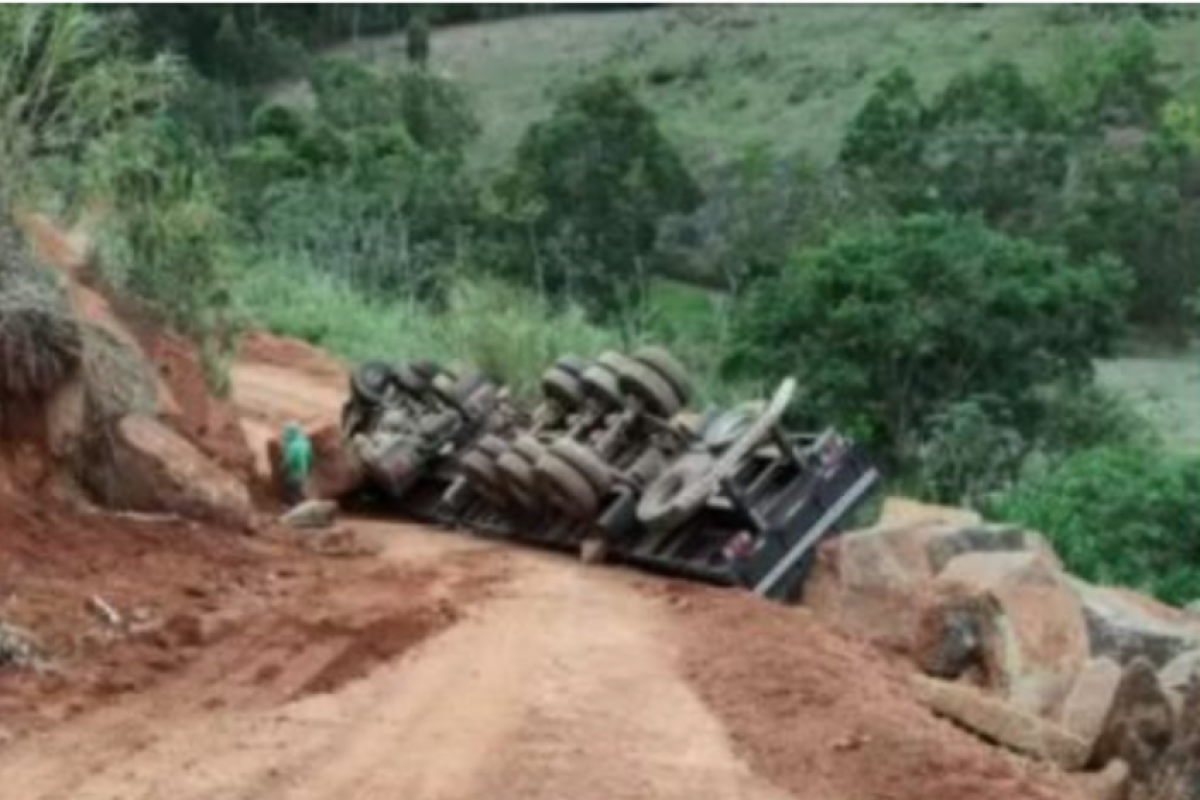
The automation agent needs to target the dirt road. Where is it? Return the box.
[0,334,1079,800]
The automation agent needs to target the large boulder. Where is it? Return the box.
[1078,585,1200,669]
[878,496,984,527]
[911,675,1090,770]
[1059,658,1125,762]
[1146,682,1200,800]
[1158,649,1200,717]
[804,519,1058,654]
[933,551,1091,716]
[1093,657,1175,784]
[98,414,254,529]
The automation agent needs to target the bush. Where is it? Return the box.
[501,74,700,319]
[88,118,232,342]
[842,63,1067,232]
[726,214,1131,466]
[0,224,82,410]
[992,446,1200,605]
[0,6,179,206]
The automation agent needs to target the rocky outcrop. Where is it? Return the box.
[1093,658,1176,783]
[1078,586,1200,668]
[912,675,1089,769]
[804,517,1057,654]
[935,551,1091,716]
[1059,658,1124,761]
[99,414,254,529]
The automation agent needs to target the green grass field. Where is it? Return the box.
[270,5,1200,443]
[291,5,1200,171]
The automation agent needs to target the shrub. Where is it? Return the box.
[88,118,232,341]
[501,74,700,319]
[0,224,82,410]
[726,214,1131,466]
[0,6,179,205]
[842,63,1067,232]
[914,397,1026,509]
[992,446,1200,605]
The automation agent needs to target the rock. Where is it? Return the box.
[805,519,1066,656]
[936,551,1091,716]
[915,585,1004,682]
[101,414,254,529]
[1059,658,1124,759]
[1078,585,1200,668]
[1093,657,1175,783]
[1146,682,1200,800]
[1072,759,1130,800]
[803,521,952,651]
[878,497,983,527]
[281,499,338,530]
[0,622,41,669]
[926,524,1061,573]
[911,675,1089,769]
[1158,649,1200,717]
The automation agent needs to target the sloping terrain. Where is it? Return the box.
[284,6,1200,170]
[0,331,1087,800]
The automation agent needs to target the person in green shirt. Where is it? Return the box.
[281,422,313,505]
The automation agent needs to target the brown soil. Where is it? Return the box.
[0,324,1087,799]
[660,579,1084,800]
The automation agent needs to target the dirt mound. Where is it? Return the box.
[238,331,347,383]
[662,582,1084,800]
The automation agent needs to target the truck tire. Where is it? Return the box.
[633,346,692,406]
[351,361,394,404]
[580,364,625,410]
[548,438,612,494]
[615,359,682,418]
[637,452,715,531]
[542,367,586,411]
[496,451,537,495]
[535,453,600,517]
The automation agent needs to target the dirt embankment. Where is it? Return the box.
[662,581,1084,800]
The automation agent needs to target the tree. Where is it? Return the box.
[726,214,1131,465]
[841,63,1068,233]
[503,74,699,318]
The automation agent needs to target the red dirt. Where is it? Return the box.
[140,330,257,481]
[659,580,1084,800]
[238,331,348,383]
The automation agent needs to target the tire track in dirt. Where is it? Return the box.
[0,529,785,800]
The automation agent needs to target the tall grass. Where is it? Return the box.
[233,255,624,401]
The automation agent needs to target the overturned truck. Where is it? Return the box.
[337,348,880,602]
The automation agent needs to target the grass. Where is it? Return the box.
[1096,342,1200,454]
[277,6,1200,172]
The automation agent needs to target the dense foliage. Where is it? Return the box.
[499,75,700,319]
[993,447,1200,605]
[727,214,1129,465]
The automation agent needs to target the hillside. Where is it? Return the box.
[287,5,1200,170]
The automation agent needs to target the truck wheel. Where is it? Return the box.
[460,449,501,491]
[512,434,547,465]
[633,346,692,406]
[637,453,715,531]
[351,361,394,404]
[496,451,537,496]
[476,434,509,460]
[554,355,590,378]
[615,359,682,418]
[580,364,625,410]
[542,367,586,411]
[535,454,600,517]
[549,438,612,494]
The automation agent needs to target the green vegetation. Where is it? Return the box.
[992,447,1200,605]
[727,214,1129,468]
[4,5,1199,602]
